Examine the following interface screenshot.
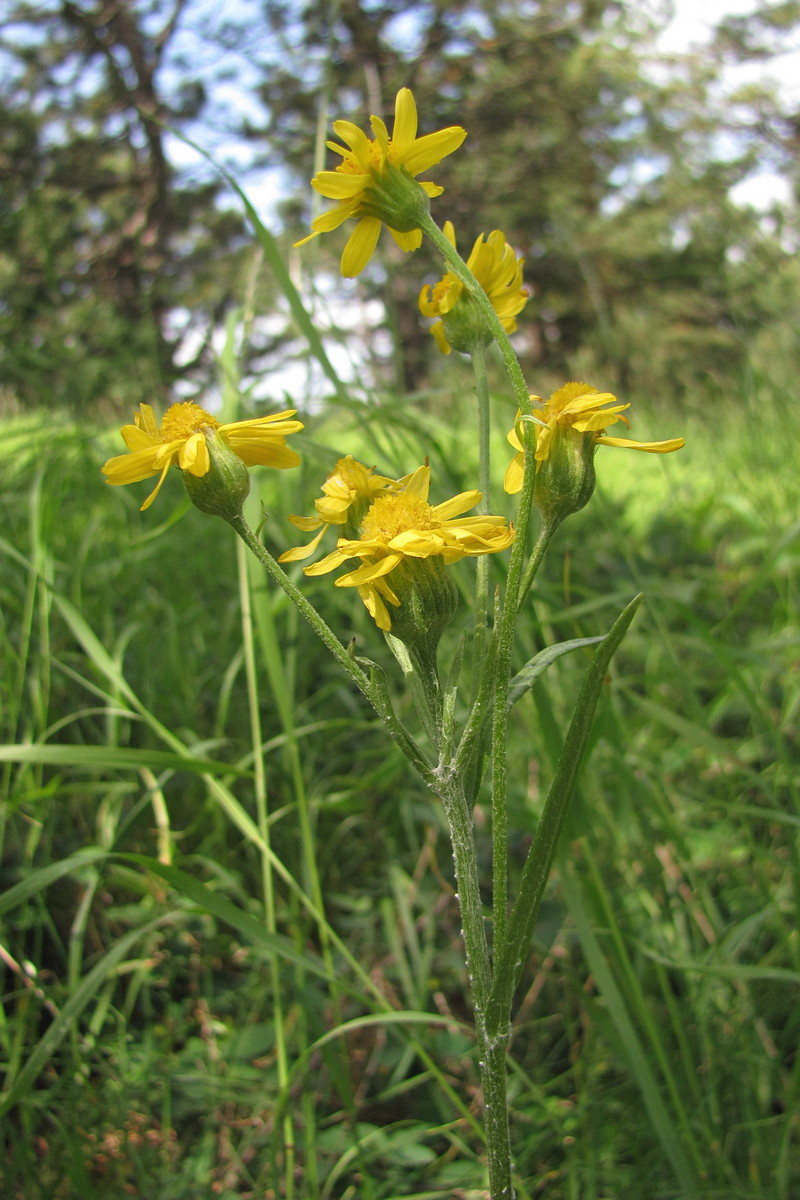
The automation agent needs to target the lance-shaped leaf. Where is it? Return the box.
[507,635,604,710]
[485,593,643,1033]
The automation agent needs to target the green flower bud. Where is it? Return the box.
[360,163,431,233]
[439,289,493,354]
[532,427,597,523]
[182,431,251,520]
[384,555,460,660]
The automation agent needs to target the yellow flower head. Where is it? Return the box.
[279,455,398,563]
[419,221,528,354]
[304,465,515,632]
[504,382,685,495]
[102,401,303,511]
[295,87,466,278]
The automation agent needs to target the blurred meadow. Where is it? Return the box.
[2,1,800,1197]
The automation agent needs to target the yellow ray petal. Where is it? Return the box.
[341,217,382,277]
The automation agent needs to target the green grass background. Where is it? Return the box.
[1,362,798,1198]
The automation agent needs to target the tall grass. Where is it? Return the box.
[1,372,797,1198]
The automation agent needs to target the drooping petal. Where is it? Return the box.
[179,432,211,476]
[336,554,403,587]
[430,321,451,356]
[233,442,301,468]
[359,583,399,630]
[304,549,348,576]
[278,526,327,563]
[418,284,437,317]
[139,462,173,511]
[315,494,352,521]
[389,530,446,556]
[309,199,361,234]
[288,513,324,532]
[387,226,423,254]
[572,410,629,433]
[120,423,158,452]
[534,424,557,461]
[341,217,382,277]
[596,435,685,453]
[507,424,524,454]
[103,446,163,485]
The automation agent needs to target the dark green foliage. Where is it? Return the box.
[3,1,799,412]
[0,1,250,411]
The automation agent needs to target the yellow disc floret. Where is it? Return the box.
[360,492,436,542]
[158,402,220,441]
[305,464,514,632]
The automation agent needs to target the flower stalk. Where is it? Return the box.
[227,512,439,788]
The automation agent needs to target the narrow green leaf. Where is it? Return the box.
[0,848,108,917]
[487,594,643,1029]
[507,635,604,709]
[0,743,248,777]
[638,953,800,985]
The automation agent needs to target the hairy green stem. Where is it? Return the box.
[227,512,436,786]
[438,777,490,1008]
[478,1033,515,1198]
[517,515,560,612]
[439,772,514,1196]
[229,514,371,692]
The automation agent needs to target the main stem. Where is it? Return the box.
[439,772,514,1198]
[419,210,541,1196]
[479,1035,515,1200]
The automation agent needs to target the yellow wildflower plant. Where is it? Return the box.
[304,465,514,632]
[102,401,303,511]
[295,87,466,278]
[419,221,528,355]
[504,382,685,495]
[279,455,398,563]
